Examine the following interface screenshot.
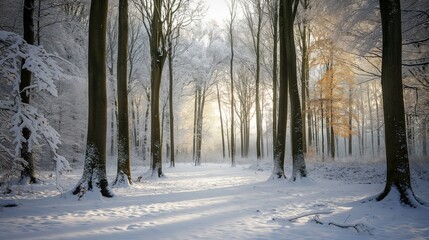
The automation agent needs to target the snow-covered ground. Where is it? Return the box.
[1,161,428,240]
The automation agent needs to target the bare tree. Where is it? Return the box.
[226,0,237,167]
[235,63,256,158]
[113,0,131,186]
[241,0,264,160]
[272,0,288,179]
[265,0,279,156]
[133,0,201,176]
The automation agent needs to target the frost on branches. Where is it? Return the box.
[0,30,71,193]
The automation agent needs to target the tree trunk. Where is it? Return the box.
[272,0,279,156]
[348,88,353,156]
[284,0,307,180]
[168,42,175,167]
[131,98,137,150]
[299,0,310,153]
[328,67,335,160]
[226,120,230,158]
[19,0,37,184]
[216,85,226,159]
[367,84,375,156]
[357,100,362,156]
[376,0,421,206]
[149,0,165,177]
[314,111,319,155]
[114,0,131,186]
[37,0,41,45]
[272,0,289,179]
[142,89,150,164]
[320,91,325,160]
[360,85,365,156]
[195,88,206,166]
[255,0,262,160]
[374,85,381,155]
[192,87,198,163]
[194,86,202,165]
[73,0,113,198]
[229,22,236,168]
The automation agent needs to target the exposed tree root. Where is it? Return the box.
[364,185,426,208]
[113,172,131,187]
[268,172,287,180]
[72,179,114,199]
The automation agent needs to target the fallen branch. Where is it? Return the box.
[288,211,333,222]
[311,215,372,234]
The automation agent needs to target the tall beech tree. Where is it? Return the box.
[227,0,237,167]
[375,0,422,207]
[274,0,307,180]
[272,0,288,179]
[73,0,113,198]
[113,0,131,186]
[266,0,279,153]
[149,0,165,177]
[133,0,167,177]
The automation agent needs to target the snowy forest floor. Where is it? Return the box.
[1,160,429,240]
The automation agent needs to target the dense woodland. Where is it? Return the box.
[0,0,428,207]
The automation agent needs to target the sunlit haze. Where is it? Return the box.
[206,0,230,24]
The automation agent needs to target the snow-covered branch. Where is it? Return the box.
[0,30,71,192]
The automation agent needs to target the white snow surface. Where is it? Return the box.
[1,161,428,240]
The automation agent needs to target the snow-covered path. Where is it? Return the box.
[1,163,428,239]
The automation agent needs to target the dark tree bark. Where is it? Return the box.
[271,1,279,154]
[320,90,325,160]
[19,0,37,184]
[217,84,226,159]
[299,0,310,154]
[114,0,131,186]
[149,0,166,177]
[376,0,422,207]
[142,88,150,163]
[168,39,175,167]
[255,0,262,161]
[328,64,335,160]
[367,84,375,156]
[236,67,253,158]
[192,87,198,162]
[360,85,365,156]
[272,0,288,179]
[194,86,207,166]
[227,0,237,167]
[284,0,307,180]
[348,88,353,156]
[374,85,381,155]
[73,0,113,198]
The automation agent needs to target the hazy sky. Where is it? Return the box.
[206,0,230,24]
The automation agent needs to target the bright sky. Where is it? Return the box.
[205,0,230,24]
